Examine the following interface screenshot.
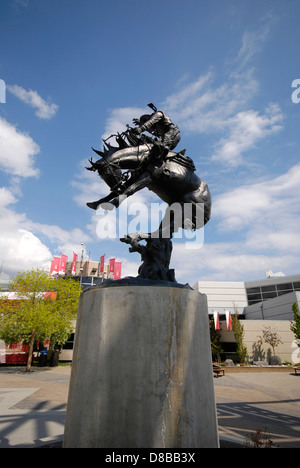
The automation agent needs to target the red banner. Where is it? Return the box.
[213,311,220,330]
[59,254,68,276]
[50,257,60,276]
[225,310,232,330]
[114,262,122,280]
[100,255,105,275]
[109,258,115,278]
[71,253,77,276]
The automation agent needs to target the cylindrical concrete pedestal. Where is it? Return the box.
[63,285,219,448]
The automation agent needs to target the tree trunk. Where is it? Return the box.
[26,331,35,372]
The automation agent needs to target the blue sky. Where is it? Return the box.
[0,0,300,285]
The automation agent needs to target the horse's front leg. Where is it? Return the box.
[86,191,117,210]
[110,172,152,208]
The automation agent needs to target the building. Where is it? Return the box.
[245,274,300,309]
[65,260,109,279]
[194,273,300,363]
[194,280,248,317]
[194,273,300,320]
[65,260,108,289]
[64,259,122,289]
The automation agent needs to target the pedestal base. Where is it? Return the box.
[63,285,219,448]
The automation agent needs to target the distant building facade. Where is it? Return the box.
[194,274,300,363]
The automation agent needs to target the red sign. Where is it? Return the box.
[71,253,77,276]
[50,257,60,276]
[114,262,122,280]
[109,258,115,278]
[100,255,105,274]
[59,254,68,276]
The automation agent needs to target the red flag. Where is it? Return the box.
[225,311,232,330]
[109,258,115,278]
[114,262,122,280]
[100,255,105,275]
[50,257,60,276]
[59,254,68,276]
[71,253,77,276]
[213,311,220,330]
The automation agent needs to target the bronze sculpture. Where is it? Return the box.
[86,104,211,283]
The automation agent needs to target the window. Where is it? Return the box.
[276,283,293,291]
[262,291,277,300]
[81,276,92,284]
[261,285,276,293]
[247,287,261,294]
[62,333,75,350]
[247,293,262,301]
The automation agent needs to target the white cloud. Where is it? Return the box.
[161,18,280,168]
[211,104,284,166]
[31,222,91,260]
[7,84,58,120]
[0,189,52,276]
[0,185,92,278]
[102,106,147,141]
[0,187,18,207]
[172,241,297,284]
[236,16,274,70]
[169,163,300,284]
[0,117,40,177]
[163,67,259,134]
[4,229,53,275]
[162,70,284,167]
[213,163,300,233]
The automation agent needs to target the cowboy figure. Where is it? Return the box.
[132,103,180,159]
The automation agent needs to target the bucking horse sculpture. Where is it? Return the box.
[86,108,211,283]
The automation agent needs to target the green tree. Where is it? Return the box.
[291,303,300,345]
[232,314,248,363]
[209,316,223,362]
[262,326,283,357]
[0,268,81,371]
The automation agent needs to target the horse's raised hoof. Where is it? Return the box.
[86,201,99,210]
[100,202,114,211]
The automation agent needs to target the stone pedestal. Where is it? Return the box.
[63,285,219,448]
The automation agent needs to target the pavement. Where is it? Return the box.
[0,366,70,448]
[0,365,299,448]
[214,369,300,448]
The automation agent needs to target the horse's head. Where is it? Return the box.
[86,144,122,190]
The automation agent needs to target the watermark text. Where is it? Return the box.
[95,198,205,250]
[0,79,6,104]
[291,79,300,103]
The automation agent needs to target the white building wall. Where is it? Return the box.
[242,320,296,363]
[194,281,248,314]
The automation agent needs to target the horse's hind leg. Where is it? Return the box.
[150,203,184,239]
[110,172,153,208]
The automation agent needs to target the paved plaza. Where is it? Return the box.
[214,370,300,448]
[0,366,299,448]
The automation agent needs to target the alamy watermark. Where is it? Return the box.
[291,79,300,104]
[95,198,205,250]
[291,339,300,364]
[0,79,6,104]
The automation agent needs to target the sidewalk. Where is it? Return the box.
[214,370,300,448]
[0,366,299,448]
[0,366,70,448]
